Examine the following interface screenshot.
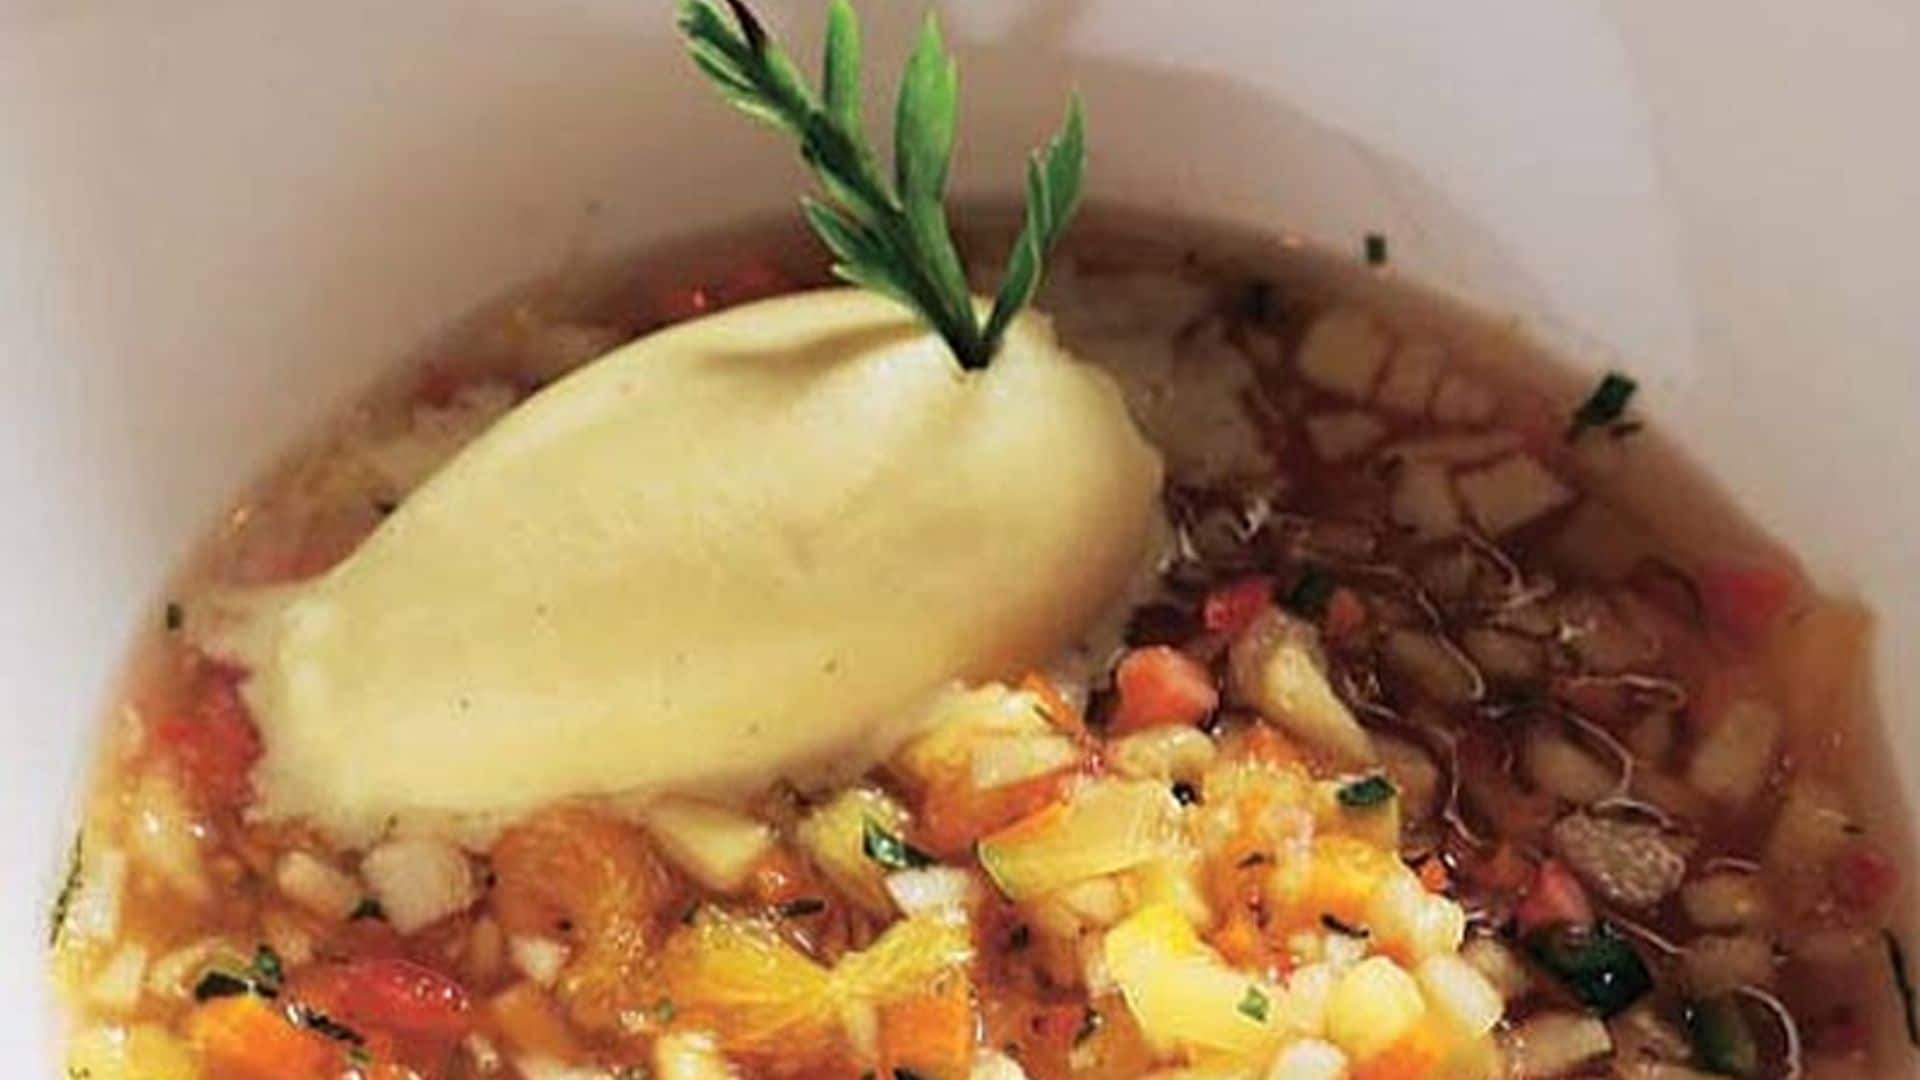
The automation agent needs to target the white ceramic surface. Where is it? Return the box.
[2,0,1916,1067]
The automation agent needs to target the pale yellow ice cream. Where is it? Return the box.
[217,289,1162,839]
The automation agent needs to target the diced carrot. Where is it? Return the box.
[879,973,975,1080]
[1416,857,1451,895]
[293,957,473,1043]
[488,982,587,1062]
[1323,586,1369,641]
[187,994,342,1080]
[1109,646,1219,735]
[1203,576,1274,636]
[1021,672,1088,737]
[152,663,262,810]
[1353,1016,1450,1080]
[745,847,818,908]
[1515,859,1593,933]
[1699,561,1798,647]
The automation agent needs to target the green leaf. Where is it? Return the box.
[821,0,862,137]
[1236,984,1271,1023]
[983,95,1087,352]
[894,14,958,207]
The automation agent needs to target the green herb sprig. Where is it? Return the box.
[677,0,1086,370]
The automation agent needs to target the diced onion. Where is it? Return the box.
[1524,728,1618,805]
[970,733,1081,790]
[1681,933,1776,996]
[1108,726,1218,784]
[1416,953,1503,1037]
[1389,461,1462,540]
[884,866,975,916]
[1687,699,1782,809]
[509,935,570,988]
[360,836,477,934]
[1296,309,1389,400]
[1304,411,1387,463]
[1265,1039,1349,1080]
[1503,1011,1612,1078]
[275,850,364,922]
[1325,956,1425,1061]
[1374,342,1444,415]
[1461,935,1532,1002]
[1456,454,1573,536]
[127,771,210,904]
[642,796,775,894]
[1431,373,1497,424]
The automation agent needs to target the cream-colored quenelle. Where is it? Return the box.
[214,289,1162,840]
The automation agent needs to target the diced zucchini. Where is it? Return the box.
[1103,903,1280,1057]
[1524,921,1652,1017]
[796,785,913,915]
[642,795,775,894]
[1687,996,1760,1078]
[977,780,1181,901]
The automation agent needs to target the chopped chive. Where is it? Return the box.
[776,897,827,918]
[1236,984,1271,1023]
[1283,566,1336,618]
[294,1004,365,1045]
[250,944,285,990]
[48,831,83,947]
[1887,930,1920,1048]
[348,897,385,922]
[862,817,934,871]
[163,601,184,632]
[1568,371,1638,440]
[1336,775,1396,809]
[1321,913,1370,937]
[191,971,254,1002]
[1364,232,1389,267]
[1170,781,1200,806]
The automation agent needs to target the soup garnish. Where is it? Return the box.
[49,2,1913,1079]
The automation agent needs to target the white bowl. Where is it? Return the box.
[4,0,1917,1067]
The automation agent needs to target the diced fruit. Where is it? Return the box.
[1415,954,1503,1037]
[654,1030,741,1080]
[187,994,341,1080]
[1204,576,1275,636]
[884,866,975,916]
[969,733,1082,789]
[878,972,974,1079]
[361,836,476,934]
[1230,610,1376,767]
[1103,903,1280,1057]
[643,795,776,894]
[1325,956,1425,1061]
[977,780,1180,901]
[796,785,914,914]
[1111,646,1219,734]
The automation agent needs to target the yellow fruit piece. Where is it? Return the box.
[977,780,1181,901]
[1325,956,1426,1061]
[796,785,912,914]
[65,1024,201,1080]
[1281,836,1398,928]
[1104,903,1280,1058]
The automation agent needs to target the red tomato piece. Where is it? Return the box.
[1109,646,1219,734]
[153,665,262,809]
[1202,576,1273,636]
[1830,847,1901,914]
[1515,859,1594,933]
[296,958,474,1043]
[1699,561,1797,646]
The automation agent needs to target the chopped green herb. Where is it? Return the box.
[164,601,184,632]
[48,830,83,947]
[1236,851,1272,869]
[349,897,385,921]
[1364,232,1389,267]
[1336,775,1396,809]
[191,970,254,1002]
[1283,566,1336,617]
[676,0,1086,370]
[862,817,934,871]
[1320,913,1370,938]
[1687,996,1760,1078]
[294,1004,365,1045]
[1568,371,1638,440]
[251,944,285,990]
[1524,921,1652,1017]
[776,897,827,918]
[1073,1006,1103,1045]
[1236,984,1271,1023]
[654,997,677,1022]
[1887,930,1920,1048]
[1170,781,1200,806]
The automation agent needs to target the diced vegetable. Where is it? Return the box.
[1388,460,1462,540]
[654,1030,741,1080]
[878,972,974,1079]
[1382,630,1481,707]
[1416,954,1503,1037]
[1111,646,1220,734]
[1680,934,1775,996]
[1431,373,1496,425]
[1686,699,1781,809]
[1376,342,1444,415]
[1103,903,1281,1056]
[509,936,570,988]
[970,733,1082,789]
[275,851,364,923]
[1306,410,1388,462]
[86,944,150,1014]
[1768,600,1870,761]
[1460,936,1531,1002]
[57,842,127,946]
[1502,1011,1612,1078]
[151,666,262,810]
[1296,309,1389,400]
[1455,455,1573,537]
[1364,869,1465,963]
[360,835,476,934]
[1686,996,1760,1078]
[187,994,341,1080]
[1266,1038,1349,1080]
[488,982,585,1062]
[1325,956,1425,1061]
[1203,576,1275,636]
[643,795,776,894]
[884,866,975,916]
[977,780,1180,901]
[1230,610,1376,767]
[295,956,474,1043]
[127,770,211,904]
[65,1023,202,1080]
[1523,728,1616,805]
[1762,778,1855,911]
[796,785,914,914]
[1679,873,1771,930]
[1697,562,1796,646]
[1525,922,1652,1017]
[1108,726,1219,783]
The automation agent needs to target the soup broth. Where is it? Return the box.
[49,210,1915,1080]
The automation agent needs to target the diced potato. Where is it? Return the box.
[127,771,210,904]
[1296,309,1389,400]
[643,796,776,894]
[1431,374,1496,425]
[1109,726,1219,783]
[977,780,1181,901]
[1456,455,1572,537]
[1680,933,1776,996]
[1104,904,1281,1057]
[1686,699,1781,809]
[796,785,912,914]
[1366,870,1465,962]
[360,835,477,934]
[1375,342,1445,415]
[509,935,571,988]
[1325,956,1425,1061]
[1273,961,1338,1038]
[1523,728,1617,805]
[1416,954,1503,1037]
[1305,411,1388,463]
[1265,1039,1349,1080]
[1502,1011,1611,1078]
[65,1023,201,1080]
[275,850,364,922]
[1229,610,1376,767]
[1389,460,1462,540]
[1460,936,1531,1002]
[1680,873,1771,930]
